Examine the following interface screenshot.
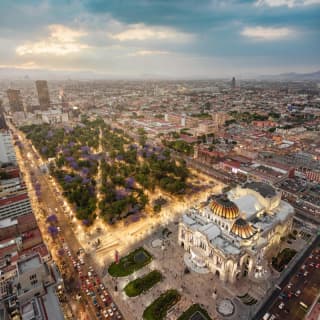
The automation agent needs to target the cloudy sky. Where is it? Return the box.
[0,0,319,78]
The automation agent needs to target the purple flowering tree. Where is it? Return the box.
[48,225,58,237]
[125,177,135,189]
[46,214,58,224]
[64,175,73,183]
[82,219,90,226]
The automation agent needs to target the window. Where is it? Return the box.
[29,274,37,281]
[31,279,38,286]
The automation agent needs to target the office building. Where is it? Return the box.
[35,80,50,110]
[0,116,16,165]
[231,77,236,89]
[6,89,24,112]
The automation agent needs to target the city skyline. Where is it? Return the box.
[0,0,320,79]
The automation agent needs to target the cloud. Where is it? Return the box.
[255,0,320,7]
[241,26,295,40]
[0,61,41,69]
[16,24,89,56]
[128,50,170,56]
[109,23,193,42]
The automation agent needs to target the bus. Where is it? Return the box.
[299,301,309,311]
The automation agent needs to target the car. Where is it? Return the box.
[279,292,286,299]
[269,316,277,320]
[86,289,91,296]
[278,302,285,309]
[108,309,114,317]
[316,264,320,269]
[295,290,301,297]
[99,283,105,290]
[103,310,109,319]
[303,271,308,276]
[287,282,293,289]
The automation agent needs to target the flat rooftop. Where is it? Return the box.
[17,254,42,274]
[243,181,276,198]
[0,216,17,229]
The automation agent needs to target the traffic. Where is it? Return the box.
[262,247,320,320]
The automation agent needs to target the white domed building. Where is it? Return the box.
[178,182,294,283]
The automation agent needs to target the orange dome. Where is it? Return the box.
[210,196,239,220]
[231,218,256,239]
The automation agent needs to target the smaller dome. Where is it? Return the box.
[231,218,256,239]
[211,195,239,220]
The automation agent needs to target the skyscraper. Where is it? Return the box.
[35,80,50,110]
[0,114,16,165]
[7,89,24,112]
[231,77,236,89]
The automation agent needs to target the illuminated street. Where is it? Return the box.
[12,126,123,320]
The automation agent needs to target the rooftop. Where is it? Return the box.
[231,194,264,220]
[243,181,276,198]
[0,216,18,229]
[17,254,42,274]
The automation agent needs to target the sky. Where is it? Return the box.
[0,0,319,78]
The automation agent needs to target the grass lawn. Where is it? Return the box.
[143,289,181,320]
[178,304,212,320]
[272,248,297,272]
[108,247,152,277]
[124,270,162,297]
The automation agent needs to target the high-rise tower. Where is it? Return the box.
[35,80,50,110]
[7,89,24,112]
[231,77,236,89]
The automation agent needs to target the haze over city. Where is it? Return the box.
[1,0,320,79]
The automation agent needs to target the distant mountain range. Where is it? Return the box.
[258,70,320,81]
[0,67,104,80]
[0,66,319,81]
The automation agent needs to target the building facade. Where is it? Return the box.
[7,89,24,112]
[0,130,16,165]
[36,80,50,110]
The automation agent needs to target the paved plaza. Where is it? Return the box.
[69,174,312,320]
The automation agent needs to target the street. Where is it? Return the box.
[13,126,123,320]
